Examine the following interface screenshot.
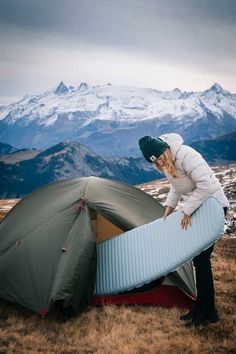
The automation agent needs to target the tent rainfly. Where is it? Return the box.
[0,177,196,315]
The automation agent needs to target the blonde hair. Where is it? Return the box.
[155,148,177,178]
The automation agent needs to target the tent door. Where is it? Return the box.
[89,209,123,243]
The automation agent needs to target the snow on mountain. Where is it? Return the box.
[1,82,235,123]
[0,82,236,155]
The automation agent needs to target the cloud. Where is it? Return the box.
[0,0,235,103]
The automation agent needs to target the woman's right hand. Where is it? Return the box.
[163,206,175,220]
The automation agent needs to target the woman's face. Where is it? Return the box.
[153,153,166,171]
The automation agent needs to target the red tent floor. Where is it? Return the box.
[91,285,194,309]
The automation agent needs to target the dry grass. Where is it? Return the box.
[0,202,236,353]
[0,200,20,222]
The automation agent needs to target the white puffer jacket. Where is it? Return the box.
[159,133,230,215]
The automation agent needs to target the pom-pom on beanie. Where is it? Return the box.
[139,135,169,163]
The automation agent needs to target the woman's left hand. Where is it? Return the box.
[181,213,191,230]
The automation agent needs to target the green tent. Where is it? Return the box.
[0,177,195,315]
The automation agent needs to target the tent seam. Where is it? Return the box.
[0,206,79,258]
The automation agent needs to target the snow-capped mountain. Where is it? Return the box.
[0,82,236,156]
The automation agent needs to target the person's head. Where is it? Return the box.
[138,135,177,178]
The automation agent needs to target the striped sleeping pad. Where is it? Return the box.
[95,197,225,295]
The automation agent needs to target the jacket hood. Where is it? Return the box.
[159,133,183,161]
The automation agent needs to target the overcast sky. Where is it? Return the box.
[0,0,235,105]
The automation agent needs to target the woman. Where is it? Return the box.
[139,133,229,328]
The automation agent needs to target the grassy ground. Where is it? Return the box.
[0,203,235,353]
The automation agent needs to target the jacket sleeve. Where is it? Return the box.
[181,151,212,215]
[165,185,182,209]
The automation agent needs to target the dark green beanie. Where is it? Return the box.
[139,136,169,163]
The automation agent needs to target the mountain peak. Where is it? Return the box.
[209,83,223,93]
[173,87,181,93]
[55,81,69,95]
[78,82,89,91]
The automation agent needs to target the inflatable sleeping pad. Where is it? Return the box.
[95,197,225,295]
